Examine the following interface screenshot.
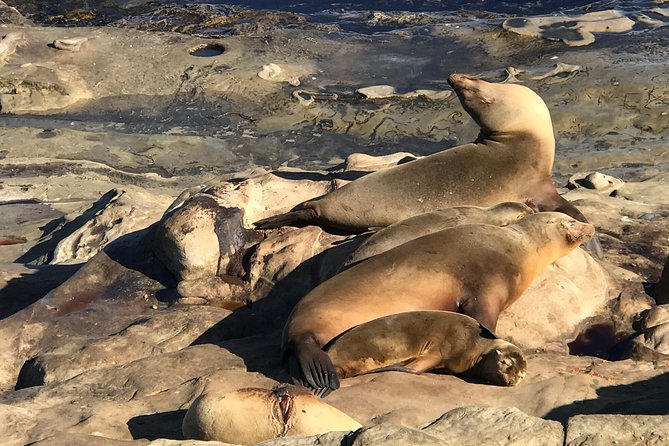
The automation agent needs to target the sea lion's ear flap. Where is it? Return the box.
[479,323,498,339]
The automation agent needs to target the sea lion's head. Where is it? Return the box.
[514,212,595,256]
[477,341,527,386]
[448,74,553,136]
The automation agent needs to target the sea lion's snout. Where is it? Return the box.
[448,73,479,89]
[563,220,595,245]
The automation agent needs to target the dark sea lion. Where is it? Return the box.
[255,74,602,257]
[343,202,535,267]
[325,310,527,386]
[282,212,594,395]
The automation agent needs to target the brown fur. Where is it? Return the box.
[283,212,594,395]
[325,311,527,386]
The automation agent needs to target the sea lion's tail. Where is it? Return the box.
[254,208,318,230]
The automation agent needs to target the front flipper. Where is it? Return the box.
[286,337,340,397]
[362,355,441,375]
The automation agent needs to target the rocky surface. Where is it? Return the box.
[0,3,668,446]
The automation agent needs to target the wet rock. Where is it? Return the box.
[566,414,669,445]
[258,63,304,87]
[0,1,31,25]
[502,10,635,46]
[182,384,361,444]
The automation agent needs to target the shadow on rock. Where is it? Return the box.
[191,235,368,382]
[127,409,187,441]
[545,372,669,423]
[0,263,81,319]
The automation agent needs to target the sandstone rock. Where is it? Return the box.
[566,414,669,445]
[15,305,231,387]
[648,255,669,304]
[497,248,615,350]
[53,37,89,52]
[182,384,361,445]
[636,303,669,330]
[423,406,563,446]
[568,171,624,194]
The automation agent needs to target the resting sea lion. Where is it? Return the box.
[343,202,535,267]
[182,384,361,445]
[325,310,527,386]
[283,212,594,396]
[256,74,602,257]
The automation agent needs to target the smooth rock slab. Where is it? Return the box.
[422,406,563,446]
[566,414,669,445]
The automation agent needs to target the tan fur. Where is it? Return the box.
[284,212,594,352]
[344,202,535,267]
[325,311,527,386]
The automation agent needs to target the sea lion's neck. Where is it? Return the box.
[476,129,555,166]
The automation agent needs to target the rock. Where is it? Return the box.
[567,171,624,194]
[648,255,669,304]
[53,37,89,52]
[0,1,31,25]
[257,63,303,86]
[0,31,22,63]
[351,424,442,445]
[502,10,635,46]
[566,414,669,445]
[423,406,563,446]
[15,305,231,387]
[182,384,361,445]
[256,430,347,446]
[636,303,669,330]
[496,248,615,350]
[0,62,92,112]
[343,152,418,172]
[356,85,451,100]
[177,275,248,309]
[153,195,259,281]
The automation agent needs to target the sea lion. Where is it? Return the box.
[325,310,527,386]
[343,202,535,267]
[182,384,362,445]
[255,74,602,257]
[283,212,594,396]
[648,255,669,304]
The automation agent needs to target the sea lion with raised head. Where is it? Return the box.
[343,201,535,267]
[256,74,601,257]
[182,384,362,444]
[325,310,527,386]
[283,212,594,396]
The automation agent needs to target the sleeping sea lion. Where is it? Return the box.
[343,202,535,267]
[325,310,527,386]
[255,74,602,258]
[283,212,594,396]
[182,384,361,444]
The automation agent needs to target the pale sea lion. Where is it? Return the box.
[325,310,527,386]
[182,384,362,445]
[343,202,535,267]
[283,212,594,395]
[256,74,602,257]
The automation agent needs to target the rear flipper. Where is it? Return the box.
[254,208,318,230]
[362,356,441,376]
[286,338,340,398]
